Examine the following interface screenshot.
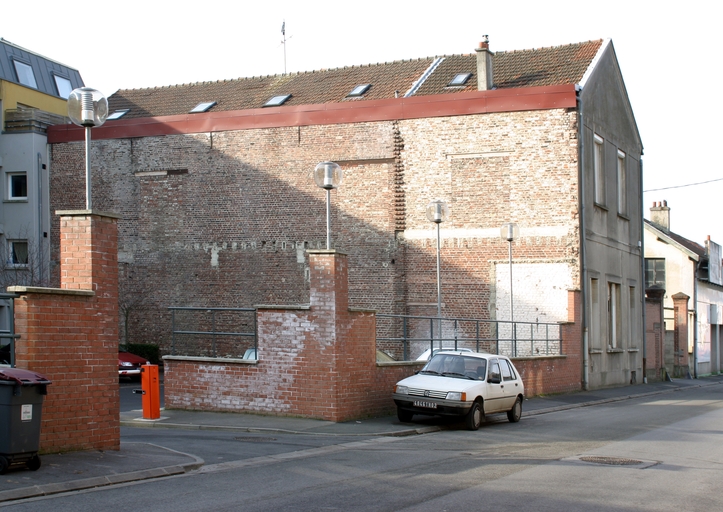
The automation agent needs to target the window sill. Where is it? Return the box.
[607,347,625,354]
[3,199,28,203]
[617,213,630,221]
[594,202,608,211]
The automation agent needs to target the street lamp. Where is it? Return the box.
[500,222,519,353]
[313,162,342,250]
[67,87,108,210]
[426,200,449,340]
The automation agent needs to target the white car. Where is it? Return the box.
[415,347,473,361]
[393,351,525,430]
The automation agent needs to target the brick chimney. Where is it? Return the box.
[650,200,670,231]
[475,35,493,91]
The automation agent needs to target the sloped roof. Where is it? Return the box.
[108,40,603,120]
[0,38,84,98]
[644,219,705,258]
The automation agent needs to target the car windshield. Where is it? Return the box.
[421,354,486,380]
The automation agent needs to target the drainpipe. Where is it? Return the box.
[694,260,699,378]
[577,86,589,391]
[640,158,647,383]
[37,152,44,285]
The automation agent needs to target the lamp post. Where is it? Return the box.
[67,88,108,210]
[426,200,449,341]
[500,222,519,354]
[313,162,342,249]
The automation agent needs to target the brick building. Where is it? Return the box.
[48,37,643,389]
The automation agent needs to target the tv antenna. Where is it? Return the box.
[281,20,292,74]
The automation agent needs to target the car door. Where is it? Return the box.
[499,358,522,409]
[484,358,506,414]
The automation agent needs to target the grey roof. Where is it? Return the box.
[0,38,84,98]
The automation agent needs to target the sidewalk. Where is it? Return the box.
[2,375,722,503]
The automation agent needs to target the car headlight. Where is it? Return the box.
[446,391,466,401]
[120,361,133,367]
[395,385,409,395]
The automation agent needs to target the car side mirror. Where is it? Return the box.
[488,375,501,384]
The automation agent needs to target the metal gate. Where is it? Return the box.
[0,293,18,367]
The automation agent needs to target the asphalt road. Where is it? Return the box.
[4,384,723,511]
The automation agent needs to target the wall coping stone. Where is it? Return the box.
[255,304,311,310]
[306,249,348,256]
[163,355,257,364]
[512,355,567,362]
[55,209,122,219]
[7,286,95,297]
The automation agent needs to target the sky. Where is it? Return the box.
[4,0,721,246]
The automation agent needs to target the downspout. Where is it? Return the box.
[693,260,698,378]
[640,158,647,383]
[577,86,589,391]
[37,152,44,285]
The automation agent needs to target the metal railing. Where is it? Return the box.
[169,307,257,358]
[376,314,562,361]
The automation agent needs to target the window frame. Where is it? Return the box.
[6,172,28,201]
[53,74,73,99]
[617,149,627,216]
[608,282,622,349]
[593,134,605,206]
[644,258,666,290]
[12,59,37,89]
[7,240,29,267]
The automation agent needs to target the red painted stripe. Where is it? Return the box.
[48,84,577,143]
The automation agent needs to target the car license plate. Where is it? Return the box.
[413,400,437,409]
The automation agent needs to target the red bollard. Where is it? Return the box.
[140,363,160,420]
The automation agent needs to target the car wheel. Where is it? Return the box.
[507,396,522,423]
[465,401,483,431]
[397,407,414,423]
[27,455,41,471]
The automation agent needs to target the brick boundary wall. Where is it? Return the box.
[509,290,583,396]
[10,212,120,452]
[164,253,583,421]
[644,288,665,381]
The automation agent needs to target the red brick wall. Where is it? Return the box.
[49,110,580,357]
[645,293,665,380]
[511,290,583,396]
[165,253,581,421]
[11,213,120,452]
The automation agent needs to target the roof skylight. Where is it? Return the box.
[107,109,130,120]
[448,73,472,86]
[347,84,371,97]
[53,75,73,99]
[190,101,217,113]
[13,60,37,89]
[264,94,291,107]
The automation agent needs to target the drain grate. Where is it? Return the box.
[580,456,643,466]
[234,436,277,442]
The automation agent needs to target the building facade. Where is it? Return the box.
[0,38,84,289]
[644,201,723,377]
[48,38,643,389]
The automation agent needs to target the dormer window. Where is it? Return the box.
[264,94,291,107]
[448,73,472,86]
[53,75,73,99]
[107,109,130,120]
[190,101,216,113]
[347,84,371,97]
[12,60,37,88]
